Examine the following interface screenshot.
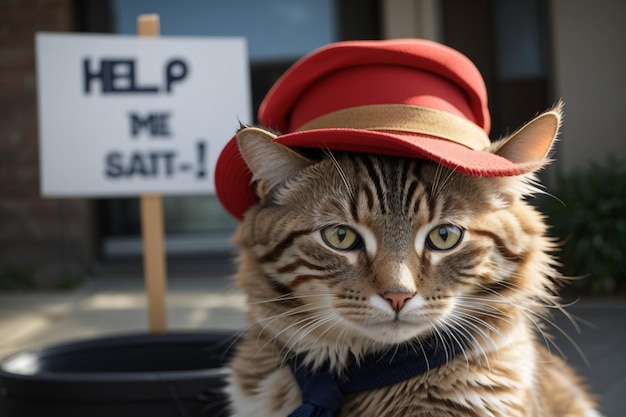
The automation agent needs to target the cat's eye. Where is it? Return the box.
[426,224,463,251]
[321,225,363,251]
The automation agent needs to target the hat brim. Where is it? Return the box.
[214,128,530,220]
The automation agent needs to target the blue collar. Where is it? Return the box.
[288,335,466,417]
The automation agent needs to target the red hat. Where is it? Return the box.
[215,39,528,220]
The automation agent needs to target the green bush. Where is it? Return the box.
[542,157,626,295]
[0,265,36,290]
[0,265,82,291]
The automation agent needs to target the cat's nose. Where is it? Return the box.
[383,292,414,311]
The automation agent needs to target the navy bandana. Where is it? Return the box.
[288,336,466,417]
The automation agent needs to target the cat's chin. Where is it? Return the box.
[359,320,429,345]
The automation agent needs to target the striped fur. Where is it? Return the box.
[226,112,602,417]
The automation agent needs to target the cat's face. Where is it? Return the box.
[232,106,560,355]
[235,149,553,351]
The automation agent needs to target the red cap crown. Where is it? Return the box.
[259,39,490,134]
[215,39,526,220]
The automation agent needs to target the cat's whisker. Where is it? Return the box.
[299,314,341,347]
[255,304,330,329]
[323,148,354,198]
[313,314,346,348]
[442,313,497,371]
[524,307,590,369]
[454,295,509,316]
[468,284,539,313]
[453,298,515,335]
[250,295,333,326]
[384,343,402,365]
[466,289,556,344]
[545,297,585,334]
[255,305,332,349]
[257,308,331,342]
[463,286,582,366]
[410,337,431,379]
[305,318,346,367]
[435,318,473,369]
[251,290,335,304]
[430,163,456,197]
[452,309,502,340]
[284,313,336,351]
[430,163,444,197]
[429,324,454,364]
[209,327,250,363]
[269,314,327,361]
[280,313,341,367]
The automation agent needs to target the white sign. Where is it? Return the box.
[36,33,251,196]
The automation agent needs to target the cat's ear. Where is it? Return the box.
[491,102,563,172]
[236,126,314,200]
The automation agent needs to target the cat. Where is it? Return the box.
[223,104,603,417]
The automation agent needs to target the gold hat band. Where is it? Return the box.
[295,104,491,151]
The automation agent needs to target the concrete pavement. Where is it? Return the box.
[551,301,626,417]
[0,264,624,416]
[0,263,247,361]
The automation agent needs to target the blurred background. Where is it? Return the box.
[1,0,625,294]
[1,2,625,415]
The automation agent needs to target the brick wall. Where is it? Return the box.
[0,0,93,288]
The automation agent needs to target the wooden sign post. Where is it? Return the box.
[138,14,167,333]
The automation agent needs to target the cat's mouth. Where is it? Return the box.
[387,319,401,329]
[371,318,418,328]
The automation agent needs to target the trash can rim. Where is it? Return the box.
[0,330,235,382]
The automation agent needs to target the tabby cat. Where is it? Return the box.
[225,105,603,417]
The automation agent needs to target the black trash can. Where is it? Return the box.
[0,331,235,417]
